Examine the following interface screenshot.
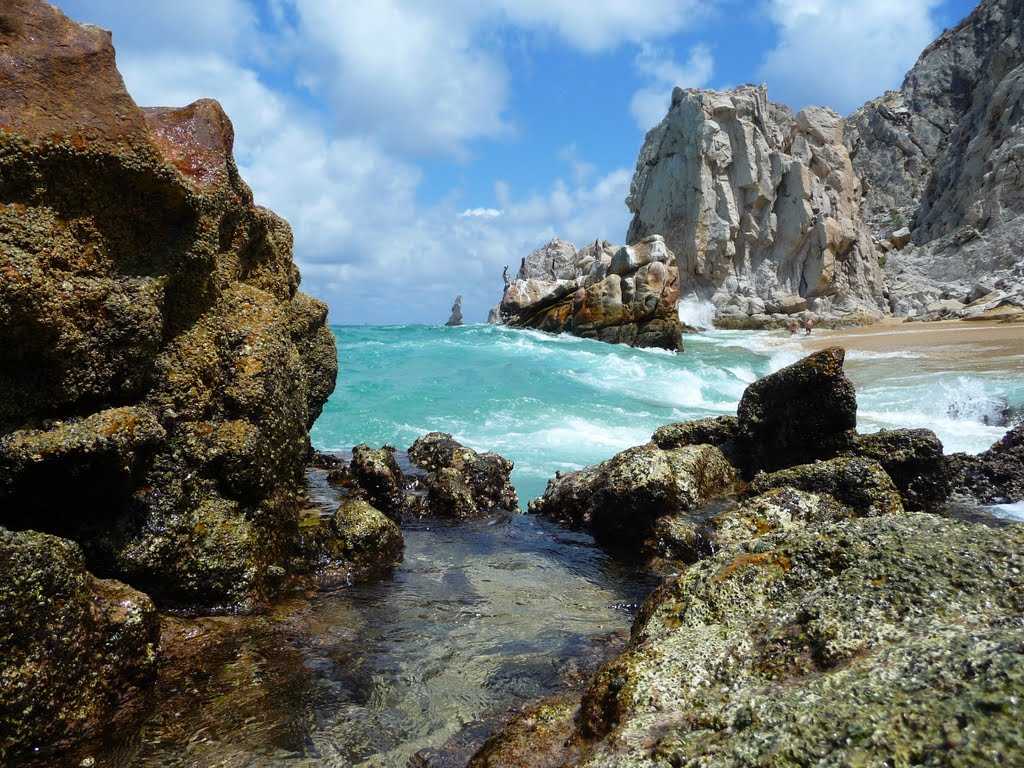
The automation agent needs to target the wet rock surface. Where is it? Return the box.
[948,423,1024,503]
[0,527,160,766]
[0,0,337,610]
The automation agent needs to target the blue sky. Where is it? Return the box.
[53,0,978,325]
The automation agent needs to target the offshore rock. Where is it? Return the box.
[477,515,1024,766]
[0,1,337,609]
[735,347,858,476]
[528,442,736,552]
[0,527,160,765]
[626,85,886,324]
[446,294,464,326]
[500,236,683,351]
[408,432,519,519]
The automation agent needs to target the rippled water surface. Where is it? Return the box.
[77,479,655,768]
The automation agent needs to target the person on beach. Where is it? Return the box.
[788,319,799,335]
[803,318,814,335]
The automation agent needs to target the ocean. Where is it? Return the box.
[312,321,1024,509]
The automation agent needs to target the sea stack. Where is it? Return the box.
[446,295,464,326]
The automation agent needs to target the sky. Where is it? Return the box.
[53,0,979,325]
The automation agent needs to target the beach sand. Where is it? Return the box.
[797,318,1024,370]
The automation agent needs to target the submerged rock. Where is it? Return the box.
[0,527,160,765]
[0,0,337,609]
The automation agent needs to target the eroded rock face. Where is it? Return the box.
[0,1,337,609]
[0,527,160,765]
[948,423,1024,503]
[500,236,683,351]
[626,85,886,324]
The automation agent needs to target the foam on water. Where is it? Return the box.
[313,323,1021,507]
[990,502,1024,522]
[678,299,717,330]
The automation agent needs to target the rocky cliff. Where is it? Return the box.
[500,235,684,350]
[0,0,337,610]
[626,0,1024,325]
[848,0,1024,318]
[627,86,887,326]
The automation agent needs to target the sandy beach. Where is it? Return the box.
[796,318,1024,370]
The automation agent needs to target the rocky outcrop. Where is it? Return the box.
[948,423,1024,503]
[735,347,858,475]
[624,0,1024,324]
[847,0,1024,319]
[626,86,886,326]
[326,433,519,521]
[0,528,160,765]
[0,1,337,610]
[528,442,737,552]
[500,236,684,350]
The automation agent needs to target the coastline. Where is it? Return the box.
[796,318,1024,369]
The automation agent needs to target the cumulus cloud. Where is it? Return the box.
[630,43,715,130]
[758,0,942,114]
[459,208,503,218]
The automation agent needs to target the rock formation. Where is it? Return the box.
[476,349,1024,766]
[0,2,337,608]
[625,0,1024,325]
[627,86,887,327]
[500,235,684,350]
[446,294,464,326]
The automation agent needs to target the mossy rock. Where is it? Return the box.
[747,456,905,517]
[651,415,738,450]
[522,514,1024,766]
[0,527,159,765]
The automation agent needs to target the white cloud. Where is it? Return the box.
[630,43,714,130]
[493,0,707,53]
[459,208,503,218]
[758,0,942,114]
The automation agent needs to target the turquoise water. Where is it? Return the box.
[312,323,1024,507]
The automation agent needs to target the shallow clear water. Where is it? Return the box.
[313,323,1024,506]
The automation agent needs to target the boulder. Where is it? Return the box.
[735,347,858,475]
[747,456,906,517]
[650,415,738,450]
[408,432,519,518]
[0,0,337,608]
[529,442,736,552]
[445,295,464,326]
[851,428,949,512]
[350,444,407,519]
[0,527,160,765]
[293,498,403,582]
[948,423,1024,503]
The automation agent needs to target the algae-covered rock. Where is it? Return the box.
[529,443,736,552]
[650,487,855,563]
[549,514,1024,766]
[409,432,519,518]
[350,443,406,519]
[0,527,160,765]
[0,0,337,608]
[650,415,738,450]
[295,498,403,583]
[851,427,949,512]
[948,423,1024,503]
[747,456,905,516]
[735,347,857,476]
